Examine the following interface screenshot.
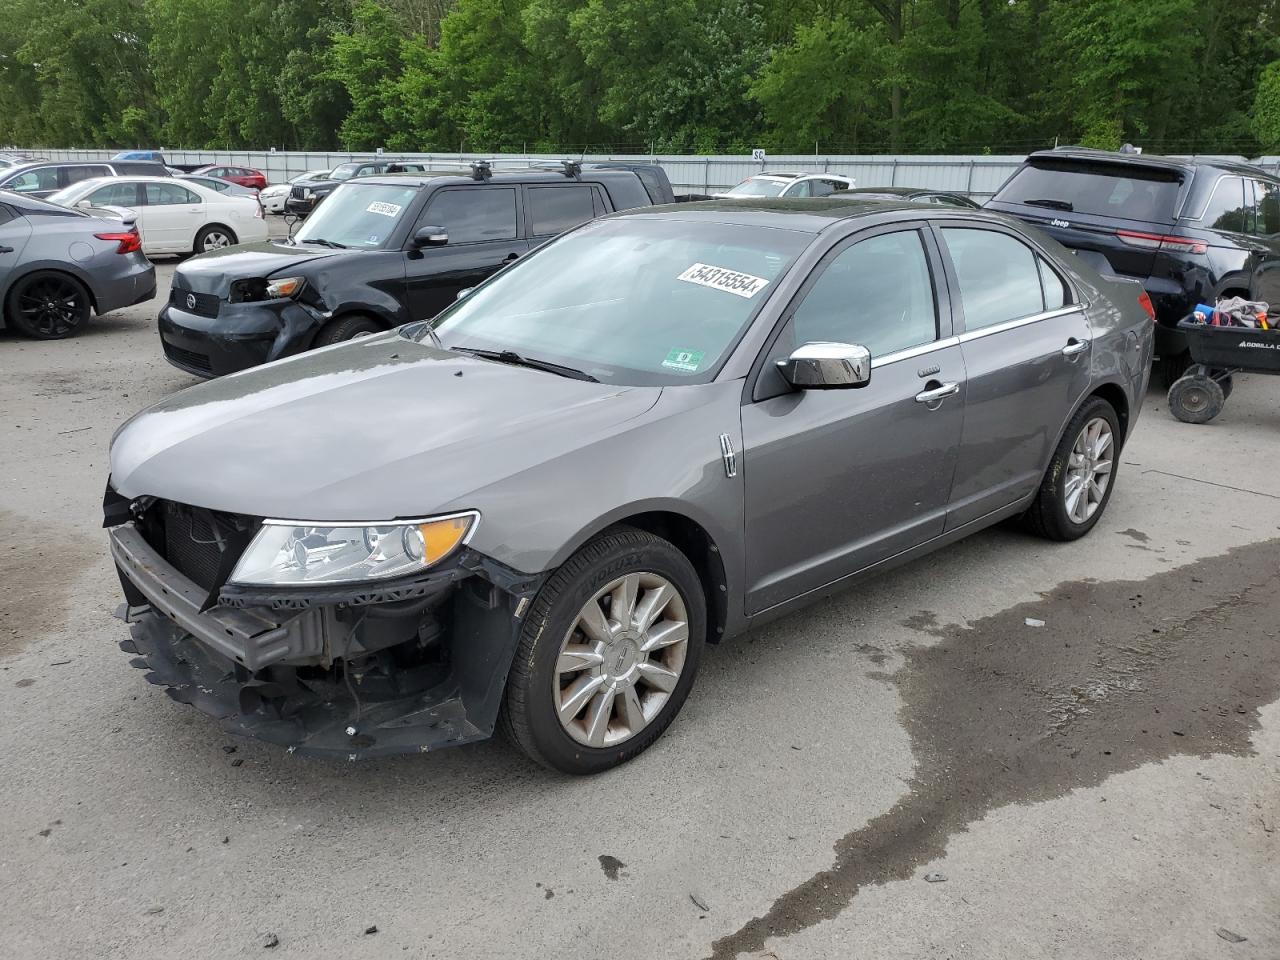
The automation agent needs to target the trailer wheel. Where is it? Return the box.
[1168,373,1224,424]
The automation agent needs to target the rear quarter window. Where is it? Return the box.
[997,160,1183,222]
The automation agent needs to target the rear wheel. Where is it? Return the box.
[1026,397,1121,541]
[5,271,91,339]
[501,527,705,774]
[194,224,236,254]
[313,314,383,346]
[1168,373,1224,424]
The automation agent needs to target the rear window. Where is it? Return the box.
[996,159,1183,222]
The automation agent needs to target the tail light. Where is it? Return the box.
[1137,290,1156,322]
[1116,229,1208,256]
[95,229,142,254]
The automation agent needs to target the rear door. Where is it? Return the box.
[741,224,964,614]
[140,181,204,253]
[524,183,601,248]
[986,157,1187,281]
[937,224,1093,529]
[403,186,528,320]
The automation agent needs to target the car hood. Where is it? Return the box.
[172,240,343,294]
[109,332,662,520]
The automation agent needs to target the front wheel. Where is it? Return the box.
[1025,397,1121,541]
[313,314,383,346]
[501,527,706,774]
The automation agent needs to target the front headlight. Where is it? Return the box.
[229,512,477,586]
[301,187,313,198]
[265,276,304,298]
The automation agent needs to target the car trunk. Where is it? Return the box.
[986,157,1190,281]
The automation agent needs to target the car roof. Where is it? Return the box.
[839,186,935,197]
[1029,147,1278,180]
[352,169,642,188]
[613,197,1004,233]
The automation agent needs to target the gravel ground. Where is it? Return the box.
[2,235,1278,959]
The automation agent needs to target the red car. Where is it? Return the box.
[191,164,267,191]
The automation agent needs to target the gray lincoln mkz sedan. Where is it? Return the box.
[106,199,1154,773]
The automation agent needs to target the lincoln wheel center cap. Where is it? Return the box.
[603,633,640,682]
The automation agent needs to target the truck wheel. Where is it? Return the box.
[1025,397,1121,542]
[501,527,705,774]
[5,271,91,339]
[1159,350,1191,389]
[314,314,382,346]
[1168,373,1224,424]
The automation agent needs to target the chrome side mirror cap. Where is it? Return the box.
[777,341,871,389]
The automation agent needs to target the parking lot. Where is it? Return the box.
[2,230,1279,958]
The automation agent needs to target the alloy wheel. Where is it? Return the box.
[17,278,82,337]
[553,572,689,748]
[1063,416,1114,524]
[202,230,232,250]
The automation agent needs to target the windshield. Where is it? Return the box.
[330,163,360,181]
[293,182,419,248]
[726,178,789,197]
[996,159,1184,222]
[417,217,811,386]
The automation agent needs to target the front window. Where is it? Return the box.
[417,218,811,386]
[293,182,420,248]
[725,178,788,198]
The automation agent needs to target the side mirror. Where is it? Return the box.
[777,341,871,389]
[456,287,473,301]
[413,225,448,247]
[75,199,93,209]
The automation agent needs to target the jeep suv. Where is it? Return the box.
[160,161,675,376]
[284,158,431,216]
[986,148,1280,383]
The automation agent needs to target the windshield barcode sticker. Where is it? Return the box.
[366,201,402,217]
[676,263,769,299]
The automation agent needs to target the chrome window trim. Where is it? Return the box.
[870,336,960,369]
[956,305,1083,344]
[1185,173,1244,223]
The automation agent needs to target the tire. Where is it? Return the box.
[500,526,706,774]
[1167,373,1224,424]
[194,224,237,254]
[1026,396,1122,542]
[1219,374,1233,400]
[1158,350,1191,389]
[4,270,91,339]
[313,314,383,347]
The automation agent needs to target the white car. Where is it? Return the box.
[713,172,855,199]
[258,169,332,214]
[47,176,268,255]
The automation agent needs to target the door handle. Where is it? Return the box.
[503,253,519,263]
[0,245,12,254]
[915,381,959,404]
[1061,338,1090,358]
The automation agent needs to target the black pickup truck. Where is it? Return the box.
[159,160,678,377]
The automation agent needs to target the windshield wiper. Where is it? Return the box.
[1022,198,1074,212]
[298,237,349,248]
[452,347,598,382]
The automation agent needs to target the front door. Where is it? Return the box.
[405,186,529,321]
[936,225,1093,528]
[0,203,33,290]
[741,226,965,615]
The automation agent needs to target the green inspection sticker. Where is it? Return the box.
[662,348,705,372]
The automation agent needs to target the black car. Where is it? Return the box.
[159,161,674,377]
[0,160,171,200]
[283,158,430,216]
[985,147,1280,383]
[831,186,980,208]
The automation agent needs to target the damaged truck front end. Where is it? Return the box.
[105,488,543,760]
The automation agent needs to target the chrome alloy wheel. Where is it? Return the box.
[1063,416,1114,524]
[554,572,689,748]
[202,230,232,250]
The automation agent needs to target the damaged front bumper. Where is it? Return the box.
[107,518,545,760]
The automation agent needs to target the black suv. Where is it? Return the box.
[284,158,430,216]
[160,161,675,377]
[986,148,1280,382]
[0,159,171,199]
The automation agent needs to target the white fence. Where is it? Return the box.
[17,148,1280,197]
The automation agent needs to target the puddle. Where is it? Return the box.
[710,538,1280,959]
